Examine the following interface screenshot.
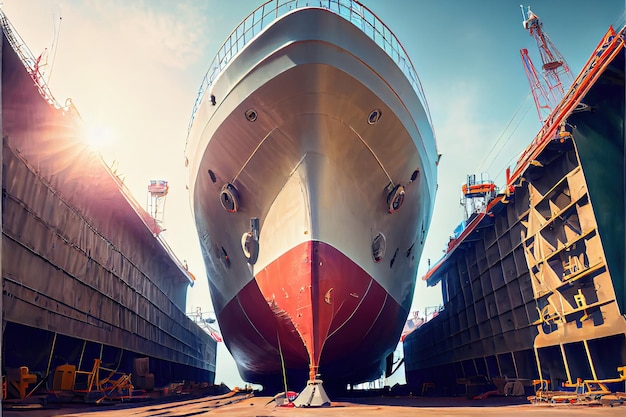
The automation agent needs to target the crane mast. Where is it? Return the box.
[520,5,573,123]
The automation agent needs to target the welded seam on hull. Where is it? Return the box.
[347,125,394,185]
[325,292,391,350]
[235,290,308,353]
[364,293,390,339]
[325,279,374,340]
[287,154,308,177]
[342,49,434,170]
[232,127,278,182]
[236,295,273,344]
[208,36,431,185]
[313,36,433,171]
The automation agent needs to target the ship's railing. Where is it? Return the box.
[187,307,223,342]
[187,0,433,136]
[0,9,70,111]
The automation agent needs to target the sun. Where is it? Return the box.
[84,124,115,152]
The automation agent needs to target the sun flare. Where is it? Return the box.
[84,124,115,152]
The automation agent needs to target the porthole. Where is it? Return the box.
[245,109,258,122]
[368,109,382,125]
[410,169,420,182]
[208,169,217,183]
[390,248,399,268]
[220,246,231,268]
[372,232,386,263]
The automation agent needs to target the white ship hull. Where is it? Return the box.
[186,3,437,389]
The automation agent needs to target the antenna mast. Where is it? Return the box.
[520,5,574,123]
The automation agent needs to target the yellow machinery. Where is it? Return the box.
[563,366,626,401]
[53,364,76,391]
[2,359,132,401]
[529,366,626,404]
[5,366,37,399]
[53,358,133,402]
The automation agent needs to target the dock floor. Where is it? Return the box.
[3,392,625,417]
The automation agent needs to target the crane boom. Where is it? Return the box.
[520,5,574,123]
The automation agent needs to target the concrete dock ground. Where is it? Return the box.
[3,392,625,417]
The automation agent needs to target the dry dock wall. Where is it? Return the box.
[404,46,626,396]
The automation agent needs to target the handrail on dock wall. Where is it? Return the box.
[0,9,71,111]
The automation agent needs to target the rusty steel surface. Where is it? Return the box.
[1,13,215,386]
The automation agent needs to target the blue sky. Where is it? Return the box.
[3,0,623,388]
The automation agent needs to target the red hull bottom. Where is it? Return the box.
[217,241,407,390]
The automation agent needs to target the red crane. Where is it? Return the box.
[520,5,573,123]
